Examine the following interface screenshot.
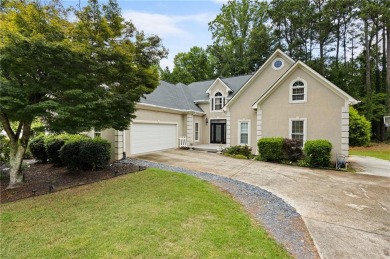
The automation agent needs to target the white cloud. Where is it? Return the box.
[122,11,214,38]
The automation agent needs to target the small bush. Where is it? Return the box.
[282,138,303,162]
[258,137,284,162]
[0,136,10,165]
[29,135,47,162]
[224,145,252,159]
[304,140,332,167]
[79,138,111,170]
[45,134,82,164]
[349,107,371,146]
[60,140,83,170]
[23,147,33,159]
[385,130,390,144]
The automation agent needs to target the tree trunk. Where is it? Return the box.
[365,19,373,121]
[8,141,26,189]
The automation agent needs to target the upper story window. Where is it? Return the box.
[272,58,284,70]
[290,79,307,103]
[212,92,225,111]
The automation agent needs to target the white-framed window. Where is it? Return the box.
[94,128,102,138]
[194,122,199,142]
[272,58,284,70]
[211,92,224,111]
[238,120,250,145]
[290,79,307,103]
[289,118,306,147]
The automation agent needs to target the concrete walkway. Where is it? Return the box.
[134,149,390,259]
[349,155,390,177]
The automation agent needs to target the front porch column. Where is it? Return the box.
[114,130,124,160]
[256,109,262,154]
[226,110,231,146]
[186,114,194,144]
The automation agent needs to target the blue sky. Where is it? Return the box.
[66,0,227,69]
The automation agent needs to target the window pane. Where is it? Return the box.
[293,80,304,87]
[240,122,248,144]
[240,122,248,133]
[293,88,304,94]
[240,134,248,144]
[215,97,222,110]
[291,121,304,146]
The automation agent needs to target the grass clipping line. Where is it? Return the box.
[0,168,291,258]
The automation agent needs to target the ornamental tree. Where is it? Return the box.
[0,0,167,188]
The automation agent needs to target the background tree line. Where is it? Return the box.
[160,0,390,141]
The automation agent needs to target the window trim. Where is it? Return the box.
[211,91,225,112]
[272,58,284,70]
[289,118,307,147]
[194,122,200,142]
[93,128,102,138]
[289,78,307,103]
[238,120,250,145]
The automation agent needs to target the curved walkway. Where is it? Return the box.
[132,149,390,259]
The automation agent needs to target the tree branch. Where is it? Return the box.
[0,112,17,142]
[15,121,23,140]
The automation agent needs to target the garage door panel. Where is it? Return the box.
[131,123,177,154]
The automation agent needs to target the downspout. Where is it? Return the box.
[122,130,126,159]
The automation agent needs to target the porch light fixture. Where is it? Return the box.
[205,117,208,124]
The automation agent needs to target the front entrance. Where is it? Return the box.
[210,119,226,144]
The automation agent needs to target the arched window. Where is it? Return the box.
[290,79,307,103]
[212,92,224,111]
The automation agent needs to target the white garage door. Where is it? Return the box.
[131,123,177,154]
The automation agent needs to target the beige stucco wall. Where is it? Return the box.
[259,67,346,160]
[228,54,292,151]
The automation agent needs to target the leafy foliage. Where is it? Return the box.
[349,107,371,146]
[0,135,10,165]
[29,135,47,163]
[258,137,284,162]
[282,138,303,162]
[304,140,332,168]
[224,145,252,159]
[79,138,111,170]
[0,0,166,186]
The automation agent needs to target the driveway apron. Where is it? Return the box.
[134,149,390,259]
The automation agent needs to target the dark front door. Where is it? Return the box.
[210,119,226,144]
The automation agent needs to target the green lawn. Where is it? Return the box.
[0,169,291,258]
[350,143,390,160]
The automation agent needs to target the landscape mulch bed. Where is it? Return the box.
[0,161,146,204]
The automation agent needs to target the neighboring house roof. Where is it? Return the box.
[251,60,359,108]
[139,81,203,113]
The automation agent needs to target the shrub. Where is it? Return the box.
[29,135,47,162]
[282,138,303,162]
[385,130,390,144]
[0,135,10,165]
[45,134,83,164]
[79,138,111,170]
[304,140,332,168]
[59,135,90,170]
[224,145,252,159]
[349,107,371,146]
[258,137,284,162]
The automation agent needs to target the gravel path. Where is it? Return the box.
[121,158,319,259]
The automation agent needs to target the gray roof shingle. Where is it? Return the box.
[139,74,252,112]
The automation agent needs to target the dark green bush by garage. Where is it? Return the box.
[79,138,111,170]
[60,137,110,170]
[258,137,284,162]
[29,135,48,163]
[304,140,332,168]
[349,107,371,146]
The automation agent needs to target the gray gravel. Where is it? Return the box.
[120,158,319,259]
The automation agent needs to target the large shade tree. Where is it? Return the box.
[0,0,167,188]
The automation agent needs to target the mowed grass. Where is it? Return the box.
[350,143,390,160]
[0,169,291,258]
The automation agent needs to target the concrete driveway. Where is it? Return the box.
[134,149,390,259]
[349,155,390,177]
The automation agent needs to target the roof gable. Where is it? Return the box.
[251,61,358,108]
[206,78,233,95]
[224,49,295,110]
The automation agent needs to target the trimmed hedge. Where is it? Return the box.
[349,107,371,146]
[29,135,47,163]
[304,140,332,167]
[46,134,89,164]
[60,137,110,170]
[224,145,252,159]
[79,138,111,170]
[258,137,284,162]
